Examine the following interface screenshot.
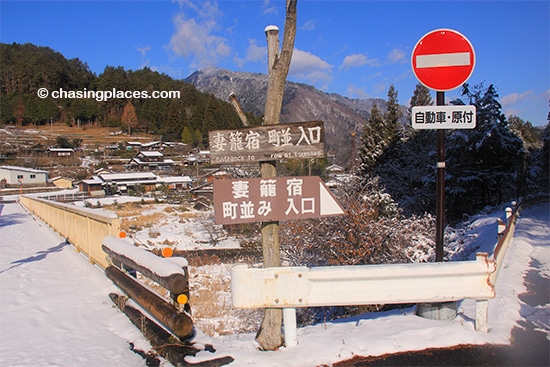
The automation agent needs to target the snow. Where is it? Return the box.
[0,197,548,366]
[102,236,187,277]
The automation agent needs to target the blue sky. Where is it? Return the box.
[1,0,548,126]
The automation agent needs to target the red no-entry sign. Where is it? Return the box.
[411,29,475,91]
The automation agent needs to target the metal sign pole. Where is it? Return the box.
[435,91,445,262]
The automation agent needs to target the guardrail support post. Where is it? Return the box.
[283,308,297,348]
[505,207,513,220]
[475,299,489,332]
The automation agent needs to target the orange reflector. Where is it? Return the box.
[177,294,188,304]
[119,231,127,238]
[162,247,173,258]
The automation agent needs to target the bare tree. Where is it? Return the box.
[121,100,138,136]
[255,0,297,351]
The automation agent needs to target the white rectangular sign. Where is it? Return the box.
[411,105,476,129]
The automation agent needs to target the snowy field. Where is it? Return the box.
[0,196,548,366]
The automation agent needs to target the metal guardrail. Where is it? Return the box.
[232,253,496,308]
[230,204,526,347]
[232,253,496,346]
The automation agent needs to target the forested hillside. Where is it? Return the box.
[0,42,261,144]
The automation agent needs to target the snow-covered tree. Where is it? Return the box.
[357,84,437,216]
[358,104,387,174]
[384,84,402,138]
[446,83,523,217]
[281,177,436,267]
[409,83,433,110]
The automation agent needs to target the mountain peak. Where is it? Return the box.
[186,68,403,166]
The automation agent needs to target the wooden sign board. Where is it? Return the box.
[208,121,325,164]
[213,176,345,225]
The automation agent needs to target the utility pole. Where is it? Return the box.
[255,0,297,351]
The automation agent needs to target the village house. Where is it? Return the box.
[79,176,105,197]
[78,172,193,196]
[182,150,211,166]
[98,172,158,194]
[47,147,75,157]
[0,165,48,188]
[158,176,193,191]
[126,151,174,171]
[49,176,74,189]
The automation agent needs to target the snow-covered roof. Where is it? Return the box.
[138,151,163,157]
[141,141,163,148]
[326,164,345,172]
[80,176,103,185]
[0,165,49,174]
[48,148,74,152]
[99,172,157,182]
[159,176,192,184]
[130,158,174,165]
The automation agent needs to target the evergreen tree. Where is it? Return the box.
[368,84,437,216]
[446,83,523,217]
[384,84,403,140]
[181,126,193,146]
[508,115,542,150]
[194,129,203,148]
[409,83,433,108]
[358,104,386,175]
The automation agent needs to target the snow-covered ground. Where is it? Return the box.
[73,195,241,251]
[0,196,548,366]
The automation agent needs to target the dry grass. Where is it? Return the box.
[109,202,167,233]
[189,264,261,336]
[33,122,155,147]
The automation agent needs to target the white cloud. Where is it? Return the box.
[340,54,367,69]
[289,49,333,86]
[174,0,222,19]
[136,45,151,56]
[169,1,230,69]
[235,39,266,68]
[500,90,534,107]
[388,48,406,63]
[262,0,278,15]
[340,53,380,70]
[300,20,315,31]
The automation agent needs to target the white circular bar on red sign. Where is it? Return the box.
[411,29,475,91]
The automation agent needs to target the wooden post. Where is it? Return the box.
[105,266,193,340]
[228,92,249,127]
[255,0,297,351]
